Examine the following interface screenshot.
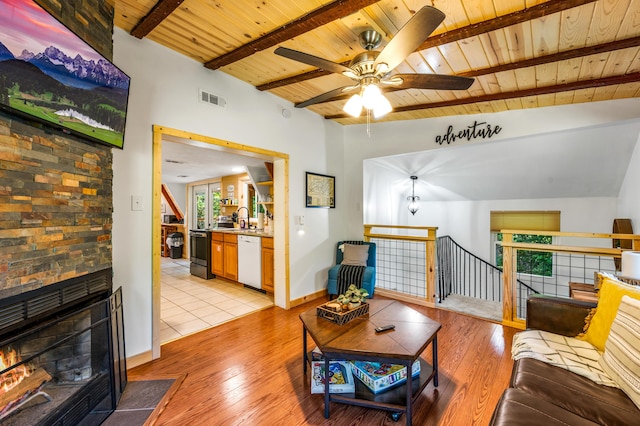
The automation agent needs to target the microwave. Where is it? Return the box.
[163,214,179,223]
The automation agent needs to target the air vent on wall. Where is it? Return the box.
[199,89,227,108]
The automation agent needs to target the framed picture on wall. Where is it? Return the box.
[306,172,335,208]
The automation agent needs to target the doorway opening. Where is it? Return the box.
[151,125,289,359]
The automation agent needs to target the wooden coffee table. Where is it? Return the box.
[300,299,441,425]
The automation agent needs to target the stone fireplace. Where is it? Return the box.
[0,269,125,424]
[0,2,125,422]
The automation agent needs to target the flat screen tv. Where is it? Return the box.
[0,0,130,149]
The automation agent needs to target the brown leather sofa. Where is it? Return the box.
[489,295,640,425]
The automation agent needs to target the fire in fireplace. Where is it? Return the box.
[0,348,34,394]
[0,269,126,425]
[0,348,51,420]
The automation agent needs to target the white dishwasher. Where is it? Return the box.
[238,235,262,289]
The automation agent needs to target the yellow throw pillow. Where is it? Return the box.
[578,277,640,352]
[599,296,640,410]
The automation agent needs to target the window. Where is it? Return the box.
[193,184,207,229]
[494,233,553,277]
[192,183,222,229]
[210,186,221,221]
[491,211,560,277]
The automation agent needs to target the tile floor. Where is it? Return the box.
[160,257,274,344]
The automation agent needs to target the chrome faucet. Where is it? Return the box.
[236,207,249,228]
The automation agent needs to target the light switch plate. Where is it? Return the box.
[131,195,143,211]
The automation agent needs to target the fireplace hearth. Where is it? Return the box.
[0,269,126,425]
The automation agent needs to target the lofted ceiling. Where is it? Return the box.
[365,119,640,201]
[113,0,640,125]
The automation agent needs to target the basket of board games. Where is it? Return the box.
[316,301,369,325]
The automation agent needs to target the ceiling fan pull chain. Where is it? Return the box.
[367,109,371,138]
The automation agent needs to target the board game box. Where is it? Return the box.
[310,360,355,394]
[350,360,421,394]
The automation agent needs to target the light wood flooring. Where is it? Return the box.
[129,296,518,425]
[161,257,273,344]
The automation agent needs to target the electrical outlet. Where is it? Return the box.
[131,195,143,211]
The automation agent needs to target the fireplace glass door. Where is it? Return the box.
[0,288,124,425]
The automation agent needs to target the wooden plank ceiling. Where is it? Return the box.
[113,0,640,125]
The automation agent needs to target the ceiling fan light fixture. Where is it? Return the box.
[362,84,382,110]
[273,6,475,125]
[343,94,363,117]
[373,94,392,118]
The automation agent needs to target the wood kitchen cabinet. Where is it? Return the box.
[210,232,238,280]
[211,233,225,277]
[261,237,274,292]
[223,233,238,281]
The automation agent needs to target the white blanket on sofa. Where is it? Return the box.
[512,330,618,387]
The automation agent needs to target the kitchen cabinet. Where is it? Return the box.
[211,233,225,277]
[262,237,274,292]
[224,233,238,281]
[210,232,238,280]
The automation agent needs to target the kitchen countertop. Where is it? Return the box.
[207,228,273,238]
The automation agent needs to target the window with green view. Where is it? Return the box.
[495,233,553,277]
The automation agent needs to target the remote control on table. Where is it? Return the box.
[375,324,395,333]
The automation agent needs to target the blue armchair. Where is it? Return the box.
[327,241,376,298]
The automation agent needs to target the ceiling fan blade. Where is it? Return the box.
[295,86,358,108]
[374,6,445,74]
[387,74,474,91]
[274,47,353,75]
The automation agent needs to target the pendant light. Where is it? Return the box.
[407,176,419,215]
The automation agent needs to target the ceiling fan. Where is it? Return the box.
[274,6,474,119]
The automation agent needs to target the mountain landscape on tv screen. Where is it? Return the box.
[0,40,130,148]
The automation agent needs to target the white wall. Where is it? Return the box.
[164,182,187,214]
[348,101,640,241]
[363,154,618,259]
[618,134,640,229]
[111,29,345,358]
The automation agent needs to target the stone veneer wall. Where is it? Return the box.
[0,0,116,299]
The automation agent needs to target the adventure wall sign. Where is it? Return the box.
[435,121,502,145]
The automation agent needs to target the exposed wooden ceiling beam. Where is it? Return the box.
[161,184,184,221]
[204,0,382,70]
[458,36,640,78]
[325,72,640,119]
[256,0,597,91]
[420,0,596,50]
[130,0,185,39]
